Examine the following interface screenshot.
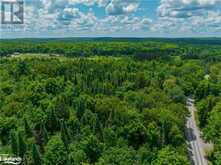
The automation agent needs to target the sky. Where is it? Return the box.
[1,0,221,38]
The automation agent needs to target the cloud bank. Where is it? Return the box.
[0,0,221,37]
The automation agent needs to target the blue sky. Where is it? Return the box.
[1,0,221,38]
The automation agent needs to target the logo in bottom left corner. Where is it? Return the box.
[0,154,22,164]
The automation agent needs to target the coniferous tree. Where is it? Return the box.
[18,131,27,158]
[41,123,49,145]
[47,109,59,133]
[74,74,78,85]
[60,120,70,150]
[24,118,33,137]
[10,131,18,156]
[32,144,42,165]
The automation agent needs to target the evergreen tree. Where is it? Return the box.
[43,135,68,165]
[18,131,27,158]
[41,124,49,145]
[37,123,49,149]
[74,74,78,85]
[60,120,70,150]
[47,109,59,133]
[16,61,29,77]
[24,118,33,137]
[32,144,42,165]
[10,131,18,156]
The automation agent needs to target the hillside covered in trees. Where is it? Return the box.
[0,38,221,165]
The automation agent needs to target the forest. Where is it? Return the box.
[1,38,221,61]
[0,39,221,165]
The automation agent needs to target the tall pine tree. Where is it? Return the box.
[24,118,33,137]
[47,109,59,133]
[10,131,18,156]
[60,120,70,150]
[32,144,42,165]
[18,131,27,158]
[41,123,49,145]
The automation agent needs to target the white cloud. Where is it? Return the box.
[36,0,139,16]
[105,0,139,15]
[153,0,221,35]
[152,10,221,35]
[158,0,221,18]
[1,0,221,38]
[20,0,142,33]
[94,15,152,33]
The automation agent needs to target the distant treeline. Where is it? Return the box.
[1,39,221,60]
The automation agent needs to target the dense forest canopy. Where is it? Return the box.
[0,38,221,165]
[1,38,221,60]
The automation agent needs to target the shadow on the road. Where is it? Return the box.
[187,127,197,142]
[187,150,195,165]
[186,127,197,165]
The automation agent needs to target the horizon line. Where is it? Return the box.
[1,37,221,40]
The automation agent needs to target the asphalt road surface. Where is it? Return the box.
[186,98,208,165]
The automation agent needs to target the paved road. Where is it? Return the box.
[186,98,208,165]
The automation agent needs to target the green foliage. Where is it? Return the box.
[81,109,97,131]
[203,101,221,142]
[18,131,27,158]
[151,146,190,165]
[39,123,49,146]
[3,39,221,164]
[1,52,209,164]
[10,130,18,155]
[0,117,16,145]
[60,120,71,150]
[167,86,185,103]
[80,135,104,163]
[16,60,30,77]
[197,95,216,128]
[68,144,89,165]
[97,146,137,165]
[24,118,33,137]
[43,136,68,165]
[194,62,221,164]
[32,144,42,165]
[46,109,60,133]
[213,139,221,165]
